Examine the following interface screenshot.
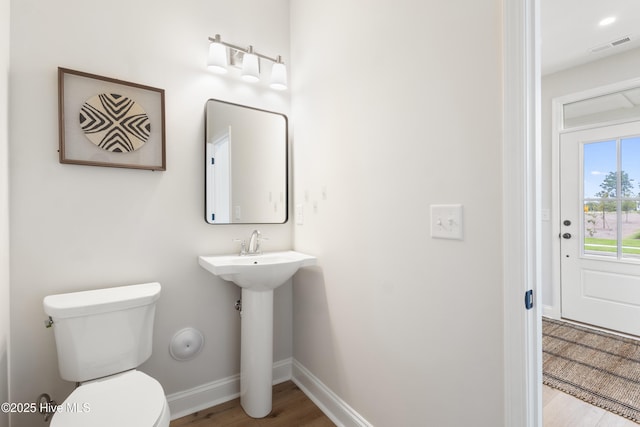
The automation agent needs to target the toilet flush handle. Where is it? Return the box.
[37,393,57,422]
[44,316,54,328]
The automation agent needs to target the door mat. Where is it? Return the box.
[543,317,640,423]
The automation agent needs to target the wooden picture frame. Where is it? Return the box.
[58,67,166,171]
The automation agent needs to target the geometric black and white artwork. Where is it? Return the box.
[59,67,166,171]
[79,93,151,152]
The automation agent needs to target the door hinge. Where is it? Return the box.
[524,289,534,310]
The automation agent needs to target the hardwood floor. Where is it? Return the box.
[173,380,639,426]
[543,385,638,427]
[170,381,335,427]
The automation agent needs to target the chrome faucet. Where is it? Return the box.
[246,230,262,255]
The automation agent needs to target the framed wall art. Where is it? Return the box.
[58,67,166,171]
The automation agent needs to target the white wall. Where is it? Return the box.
[290,1,505,425]
[0,0,11,425]
[9,1,291,426]
[541,47,640,313]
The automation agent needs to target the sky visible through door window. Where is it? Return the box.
[583,137,640,198]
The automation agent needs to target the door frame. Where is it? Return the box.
[503,0,542,426]
[510,0,640,424]
[550,77,640,320]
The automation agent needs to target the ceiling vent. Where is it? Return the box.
[612,36,632,46]
[591,35,632,54]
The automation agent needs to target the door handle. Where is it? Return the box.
[562,233,572,239]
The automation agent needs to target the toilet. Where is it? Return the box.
[43,282,170,427]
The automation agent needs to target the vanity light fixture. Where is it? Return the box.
[207,34,288,90]
[207,34,228,73]
[270,56,288,90]
[241,46,260,82]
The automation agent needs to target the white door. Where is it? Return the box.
[206,130,231,223]
[561,121,640,336]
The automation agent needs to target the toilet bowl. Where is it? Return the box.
[49,371,169,427]
[44,282,170,427]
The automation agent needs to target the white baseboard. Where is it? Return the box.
[542,304,558,319]
[166,357,292,420]
[166,358,370,426]
[291,359,372,427]
[272,357,293,384]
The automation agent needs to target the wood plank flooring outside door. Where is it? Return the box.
[543,385,638,427]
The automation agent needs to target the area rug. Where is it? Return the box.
[543,318,640,423]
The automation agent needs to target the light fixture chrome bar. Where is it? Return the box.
[208,35,282,64]
[208,34,288,90]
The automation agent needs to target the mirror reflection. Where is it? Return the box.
[205,100,288,224]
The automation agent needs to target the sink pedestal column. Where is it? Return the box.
[240,288,274,418]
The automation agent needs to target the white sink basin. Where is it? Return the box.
[198,250,316,291]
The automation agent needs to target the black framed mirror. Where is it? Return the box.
[205,99,288,224]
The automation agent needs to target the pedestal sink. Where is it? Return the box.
[198,250,316,418]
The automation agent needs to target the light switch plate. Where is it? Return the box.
[541,208,550,221]
[431,204,463,240]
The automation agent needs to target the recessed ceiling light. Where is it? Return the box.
[599,16,616,26]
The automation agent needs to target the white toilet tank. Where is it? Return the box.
[43,282,161,383]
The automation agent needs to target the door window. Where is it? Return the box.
[583,136,640,259]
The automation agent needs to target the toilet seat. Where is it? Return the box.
[50,370,169,427]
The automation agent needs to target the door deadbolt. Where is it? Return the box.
[563,220,571,226]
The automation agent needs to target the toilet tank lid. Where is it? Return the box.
[43,282,161,319]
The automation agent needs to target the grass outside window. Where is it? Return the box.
[584,237,640,255]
